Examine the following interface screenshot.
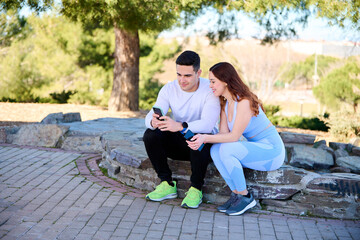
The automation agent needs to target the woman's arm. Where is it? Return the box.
[187,99,252,150]
[218,109,230,134]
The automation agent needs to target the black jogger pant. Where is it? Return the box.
[143,128,212,190]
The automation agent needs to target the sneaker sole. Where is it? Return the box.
[217,208,227,213]
[146,193,177,202]
[226,199,256,216]
[181,199,202,209]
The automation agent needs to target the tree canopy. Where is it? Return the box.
[313,57,360,112]
[1,0,359,110]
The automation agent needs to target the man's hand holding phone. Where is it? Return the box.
[152,106,183,132]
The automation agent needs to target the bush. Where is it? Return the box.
[49,90,77,103]
[264,104,329,131]
[263,104,281,118]
[273,115,329,132]
[326,111,360,142]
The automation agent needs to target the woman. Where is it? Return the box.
[187,62,285,216]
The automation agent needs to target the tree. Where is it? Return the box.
[313,57,360,113]
[2,0,359,111]
[279,54,340,89]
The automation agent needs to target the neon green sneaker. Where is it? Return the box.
[181,187,202,208]
[146,181,177,202]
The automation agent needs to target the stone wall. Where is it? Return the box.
[1,115,359,219]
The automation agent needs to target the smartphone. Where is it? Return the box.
[184,129,204,151]
[153,107,164,121]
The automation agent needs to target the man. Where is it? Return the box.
[143,50,220,209]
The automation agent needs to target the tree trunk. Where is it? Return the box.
[108,25,139,111]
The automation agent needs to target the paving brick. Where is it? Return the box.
[1,146,359,240]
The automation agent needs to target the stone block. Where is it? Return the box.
[336,156,360,174]
[330,166,351,173]
[292,192,358,219]
[61,136,102,152]
[247,184,299,199]
[288,144,334,170]
[352,147,360,156]
[41,112,64,124]
[306,173,360,198]
[335,149,349,158]
[0,128,5,143]
[63,112,81,123]
[244,165,310,185]
[11,124,69,147]
[329,142,349,151]
[279,132,316,144]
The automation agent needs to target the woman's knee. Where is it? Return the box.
[218,142,248,159]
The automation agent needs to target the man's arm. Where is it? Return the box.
[145,86,170,129]
[187,92,221,133]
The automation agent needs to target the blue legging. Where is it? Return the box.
[210,126,285,192]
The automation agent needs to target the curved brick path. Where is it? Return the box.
[0,144,359,240]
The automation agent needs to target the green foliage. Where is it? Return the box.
[263,104,281,118]
[313,57,360,112]
[264,104,328,131]
[326,111,360,142]
[271,115,329,132]
[279,54,339,86]
[0,9,29,47]
[0,13,83,102]
[139,33,181,110]
[50,90,77,103]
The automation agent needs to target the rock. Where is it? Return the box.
[292,192,358,219]
[279,132,316,144]
[41,112,64,124]
[306,173,360,198]
[352,147,360,157]
[329,142,348,151]
[288,144,334,170]
[334,149,349,158]
[0,128,5,143]
[330,166,352,173]
[41,112,81,124]
[336,156,360,174]
[313,140,326,148]
[313,142,335,157]
[62,112,81,123]
[61,136,102,152]
[11,124,69,147]
[244,165,313,185]
[261,198,314,216]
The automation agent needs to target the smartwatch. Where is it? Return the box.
[180,122,188,134]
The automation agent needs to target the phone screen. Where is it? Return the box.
[153,107,164,121]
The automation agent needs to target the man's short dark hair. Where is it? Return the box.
[176,50,200,72]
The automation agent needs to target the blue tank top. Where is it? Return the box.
[225,101,271,139]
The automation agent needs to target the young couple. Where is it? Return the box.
[143,50,285,216]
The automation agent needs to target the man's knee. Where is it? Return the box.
[143,128,160,144]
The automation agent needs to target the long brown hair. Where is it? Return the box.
[209,62,264,116]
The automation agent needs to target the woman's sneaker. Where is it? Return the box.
[217,192,237,212]
[146,181,177,201]
[225,193,256,216]
[181,187,202,209]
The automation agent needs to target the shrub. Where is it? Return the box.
[326,111,360,142]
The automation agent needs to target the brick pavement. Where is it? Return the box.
[0,144,359,240]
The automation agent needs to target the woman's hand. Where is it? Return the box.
[187,134,206,150]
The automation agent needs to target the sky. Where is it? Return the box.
[159,9,359,42]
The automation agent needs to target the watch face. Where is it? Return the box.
[182,122,188,128]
